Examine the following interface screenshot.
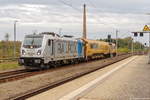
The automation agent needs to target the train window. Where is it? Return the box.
[68,42,70,53]
[66,41,68,53]
[71,41,75,53]
[48,39,51,46]
[62,42,64,53]
[90,43,98,49]
[51,40,54,55]
[70,42,73,53]
[57,41,65,54]
[57,42,61,53]
[74,42,77,53]
[64,41,67,53]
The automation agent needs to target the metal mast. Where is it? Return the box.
[148,33,150,64]
[116,30,118,56]
[83,4,87,39]
[13,20,18,58]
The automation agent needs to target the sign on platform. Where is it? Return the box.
[143,25,150,31]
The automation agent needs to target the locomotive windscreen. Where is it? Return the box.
[23,35,43,48]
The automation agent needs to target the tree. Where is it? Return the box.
[2,33,10,58]
[5,33,10,41]
[98,36,145,53]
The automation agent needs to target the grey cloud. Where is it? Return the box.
[0,0,150,44]
[1,0,149,14]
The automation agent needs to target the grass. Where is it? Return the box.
[0,41,21,59]
[118,48,130,53]
[0,61,20,71]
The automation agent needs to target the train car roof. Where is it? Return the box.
[82,39,109,44]
[24,33,83,42]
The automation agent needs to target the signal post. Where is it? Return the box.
[132,25,150,64]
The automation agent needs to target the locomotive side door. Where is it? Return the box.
[47,39,54,58]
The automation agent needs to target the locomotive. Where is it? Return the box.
[19,32,116,69]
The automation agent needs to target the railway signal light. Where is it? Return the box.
[108,35,111,39]
[134,32,138,37]
[140,32,144,37]
[108,34,112,43]
[133,32,144,37]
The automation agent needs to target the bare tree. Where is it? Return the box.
[5,33,10,41]
[3,33,10,58]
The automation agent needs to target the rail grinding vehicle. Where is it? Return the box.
[83,39,116,60]
[19,32,116,69]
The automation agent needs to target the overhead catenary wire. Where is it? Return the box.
[86,0,104,12]
[57,0,131,36]
[57,0,107,25]
[85,0,108,25]
[57,0,123,37]
[57,0,81,12]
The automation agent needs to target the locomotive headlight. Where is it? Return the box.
[22,50,26,55]
[37,50,41,55]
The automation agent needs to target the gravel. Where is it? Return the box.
[0,55,130,100]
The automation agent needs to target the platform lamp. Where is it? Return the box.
[13,20,18,59]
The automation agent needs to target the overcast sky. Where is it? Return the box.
[0,0,150,44]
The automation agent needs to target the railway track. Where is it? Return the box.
[0,53,139,84]
[0,69,61,84]
[0,69,26,77]
[0,53,127,84]
[0,69,31,83]
[9,53,134,100]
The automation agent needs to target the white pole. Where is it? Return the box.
[13,21,17,58]
[148,33,150,64]
[132,38,134,55]
[116,30,118,56]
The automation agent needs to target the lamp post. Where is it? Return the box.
[13,20,18,58]
[131,38,134,55]
[116,30,118,56]
[148,33,150,64]
[83,4,87,39]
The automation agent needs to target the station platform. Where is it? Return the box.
[78,55,150,100]
[28,55,150,100]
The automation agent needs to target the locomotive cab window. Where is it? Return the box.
[23,35,43,48]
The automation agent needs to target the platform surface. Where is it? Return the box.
[28,56,150,100]
[79,55,150,100]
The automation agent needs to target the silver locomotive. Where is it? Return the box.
[19,32,84,69]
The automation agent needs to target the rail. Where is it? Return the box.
[0,57,19,63]
[10,53,135,100]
